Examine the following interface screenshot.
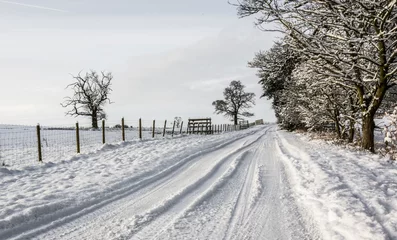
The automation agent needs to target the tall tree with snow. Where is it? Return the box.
[61,70,113,129]
[212,80,256,125]
[248,40,301,130]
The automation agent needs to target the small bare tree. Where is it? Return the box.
[174,117,182,128]
[212,80,255,125]
[61,70,113,129]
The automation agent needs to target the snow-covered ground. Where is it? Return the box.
[0,124,396,239]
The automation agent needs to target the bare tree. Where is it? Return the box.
[212,80,255,125]
[174,117,182,128]
[61,70,113,129]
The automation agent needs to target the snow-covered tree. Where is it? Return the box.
[236,0,397,152]
[249,40,301,130]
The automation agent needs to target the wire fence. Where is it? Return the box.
[0,118,250,168]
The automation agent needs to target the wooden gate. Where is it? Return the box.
[188,118,212,134]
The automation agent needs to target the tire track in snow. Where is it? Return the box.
[152,127,308,240]
[222,144,258,240]
[152,150,255,240]
[225,130,291,240]
[153,127,316,240]
[114,133,266,239]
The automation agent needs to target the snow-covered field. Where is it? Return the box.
[0,124,396,239]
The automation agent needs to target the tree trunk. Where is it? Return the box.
[335,121,341,139]
[234,114,238,125]
[362,114,375,152]
[334,109,341,139]
[92,113,98,129]
[348,119,355,143]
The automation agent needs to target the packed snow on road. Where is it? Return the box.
[0,125,396,240]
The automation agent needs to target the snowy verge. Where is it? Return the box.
[276,129,397,240]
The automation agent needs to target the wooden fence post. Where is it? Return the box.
[180,121,184,134]
[152,120,155,138]
[172,121,176,137]
[122,117,125,141]
[36,124,42,162]
[139,118,142,140]
[102,120,105,144]
[163,120,167,137]
[76,122,80,153]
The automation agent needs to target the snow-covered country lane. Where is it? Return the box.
[0,126,314,239]
[1,125,396,240]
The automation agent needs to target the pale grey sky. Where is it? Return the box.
[0,0,278,126]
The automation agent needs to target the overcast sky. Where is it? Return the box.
[0,0,278,127]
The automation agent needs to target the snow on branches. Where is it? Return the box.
[239,0,397,152]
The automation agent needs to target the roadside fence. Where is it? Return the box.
[0,118,243,168]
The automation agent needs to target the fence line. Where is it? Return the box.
[0,118,252,168]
